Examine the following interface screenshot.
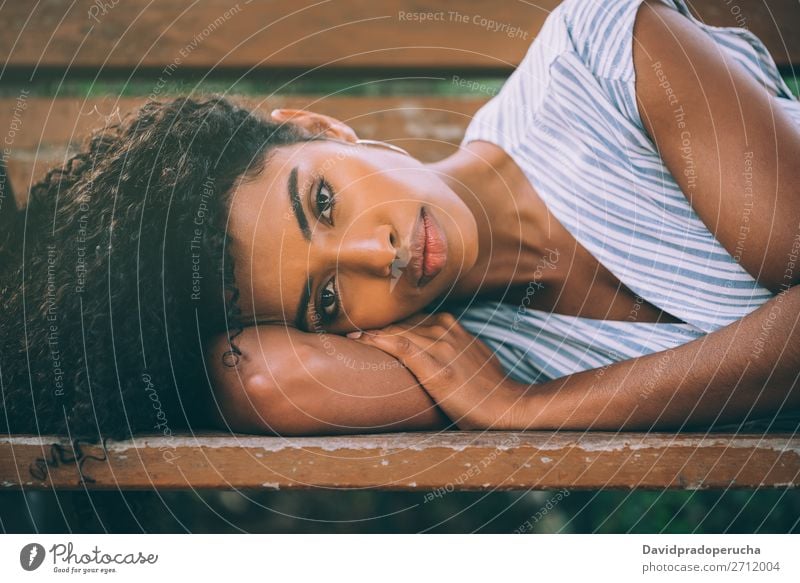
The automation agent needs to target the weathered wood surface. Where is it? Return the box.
[1,0,797,71]
[2,1,799,494]
[2,431,798,491]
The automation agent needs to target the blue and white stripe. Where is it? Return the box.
[455,0,800,385]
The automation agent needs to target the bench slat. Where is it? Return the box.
[2,432,798,490]
[1,0,797,71]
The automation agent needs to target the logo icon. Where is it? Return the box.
[20,543,46,571]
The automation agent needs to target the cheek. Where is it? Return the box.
[340,279,424,329]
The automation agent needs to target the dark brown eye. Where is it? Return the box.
[320,278,338,317]
[316,180,335,223]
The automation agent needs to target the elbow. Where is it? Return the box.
[209,334,323,435]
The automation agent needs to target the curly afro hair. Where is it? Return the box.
[0,96,311,439]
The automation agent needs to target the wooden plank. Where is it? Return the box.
[0,0,555,72]
[1,0,797,73]
[2,432,798,490]
[1,95,487,202]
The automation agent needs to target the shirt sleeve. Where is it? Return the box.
[459,2,578,151]
[557,0,796,130]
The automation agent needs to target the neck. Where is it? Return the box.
[425,141,556,301]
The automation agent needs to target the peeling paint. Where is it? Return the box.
[3,433,798,459]
[575,436,800,456]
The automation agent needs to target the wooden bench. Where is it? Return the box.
[2,431,799,490]
[1,0,798,491]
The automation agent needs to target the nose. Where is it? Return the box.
[321,223,397,277]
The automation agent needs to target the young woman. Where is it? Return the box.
[2,0,798,438]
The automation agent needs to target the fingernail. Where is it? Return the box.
[346,331,363,339]
[270,109,286,117]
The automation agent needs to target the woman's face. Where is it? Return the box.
[228,137,479,334]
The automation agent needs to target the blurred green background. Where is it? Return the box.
[2,487,799,533]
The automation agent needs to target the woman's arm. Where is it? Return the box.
[633,0,800,292]
[518,284,800,430]
[533,0,800,428]
[206,324,450,435]
[354,287,799,430]
[350,2,800,430]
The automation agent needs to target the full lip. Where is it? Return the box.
[406,206,448,288]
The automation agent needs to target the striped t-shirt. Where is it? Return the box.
[454,0,800,396]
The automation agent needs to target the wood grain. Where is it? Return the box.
[1,0,796,72]
[2,431,798,490]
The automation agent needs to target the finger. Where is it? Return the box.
[353,329,452,385]
[356,328,469,399]
[344,323,411,340]
[393,312,459,341]
[346,312,457,341]
[392,326,451,351]
[359,321,433,341]
[353,330,426,363]
[412,316,471,345]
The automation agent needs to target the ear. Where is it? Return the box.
[270,108,358,143]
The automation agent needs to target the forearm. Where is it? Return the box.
[292,332,451,433]
[209,325,450,435]
[516,285,800,430]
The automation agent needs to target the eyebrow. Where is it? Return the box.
[288,166,311,241]
[294,275,314,333]
[288,166,314,331]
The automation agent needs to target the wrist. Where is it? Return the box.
[496,379,541,430]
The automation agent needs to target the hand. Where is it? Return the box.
[349,312,527,430]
